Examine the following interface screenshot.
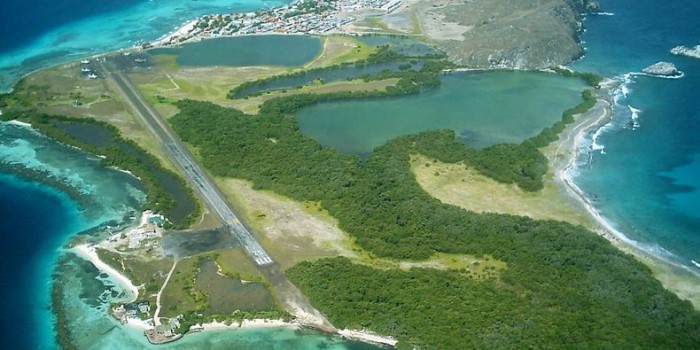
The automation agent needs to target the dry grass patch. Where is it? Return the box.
[305,35,374,68]
[410,154,593,227]
[645,258,700,309]
[354,250,505,280]
[215,178,357,270]
[134,63,289,108]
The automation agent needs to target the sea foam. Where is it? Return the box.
[628,105,641,130]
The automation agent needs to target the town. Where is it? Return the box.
[151,0,402,47]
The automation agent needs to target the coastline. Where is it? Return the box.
[551,87,700,308]
[69,241,400,346]
[338,329,398,347]
[70,244,140,303]
[194,321,398,347]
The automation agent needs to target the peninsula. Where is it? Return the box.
[1,0,699,349]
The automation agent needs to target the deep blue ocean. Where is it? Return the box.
[0,173,80,348]
[0,0,699,348]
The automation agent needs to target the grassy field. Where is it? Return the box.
[133,62,290,114]
[159,257,203,318]
[410,154,594,227]
[215,178,355,270]
[19,63,180,174]
[214,177,505,280]
[304,35,374,68]
[215,248,266,282]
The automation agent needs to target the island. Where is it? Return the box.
[1,0,699,349]
[642,61,683,78]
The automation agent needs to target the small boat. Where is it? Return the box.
[88,73,98,79]
[81,68,91,72]
[81,59,90,64]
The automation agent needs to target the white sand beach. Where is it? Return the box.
[197,318,297,332]
[71,244,140,302]
[154,19,199,47]
[338,329,398,347]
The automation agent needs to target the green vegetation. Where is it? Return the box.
[169,82,700,348]
[552,67,604,87]
[7,111,200,228]
[289,255,700,349]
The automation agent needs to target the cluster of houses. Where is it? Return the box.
[112,301,184,344]
[155,0,402,46]
[113,301,152,322]
[108,210,165,249]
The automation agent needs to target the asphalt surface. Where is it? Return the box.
[98,56,273,266]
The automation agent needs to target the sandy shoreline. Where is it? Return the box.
[338,329,398,347]
[71,244,140,302]
[153,20,200,47]
[552,89,700,307]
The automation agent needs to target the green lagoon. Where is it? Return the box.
[150,35,321,67]
[295,71,588,154]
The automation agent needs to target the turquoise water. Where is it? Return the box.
[0,0,292,92]
[0,0,378,347]
[571,1,700,269]
[0,121,146,349]
[61,320,382,350]
[296,71,587,154]
[150,35,321,67]
[0,121,383,349]
[4,0,698,348]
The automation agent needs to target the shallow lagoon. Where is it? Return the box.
[296,71,588,154]
[150,35,322,67]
